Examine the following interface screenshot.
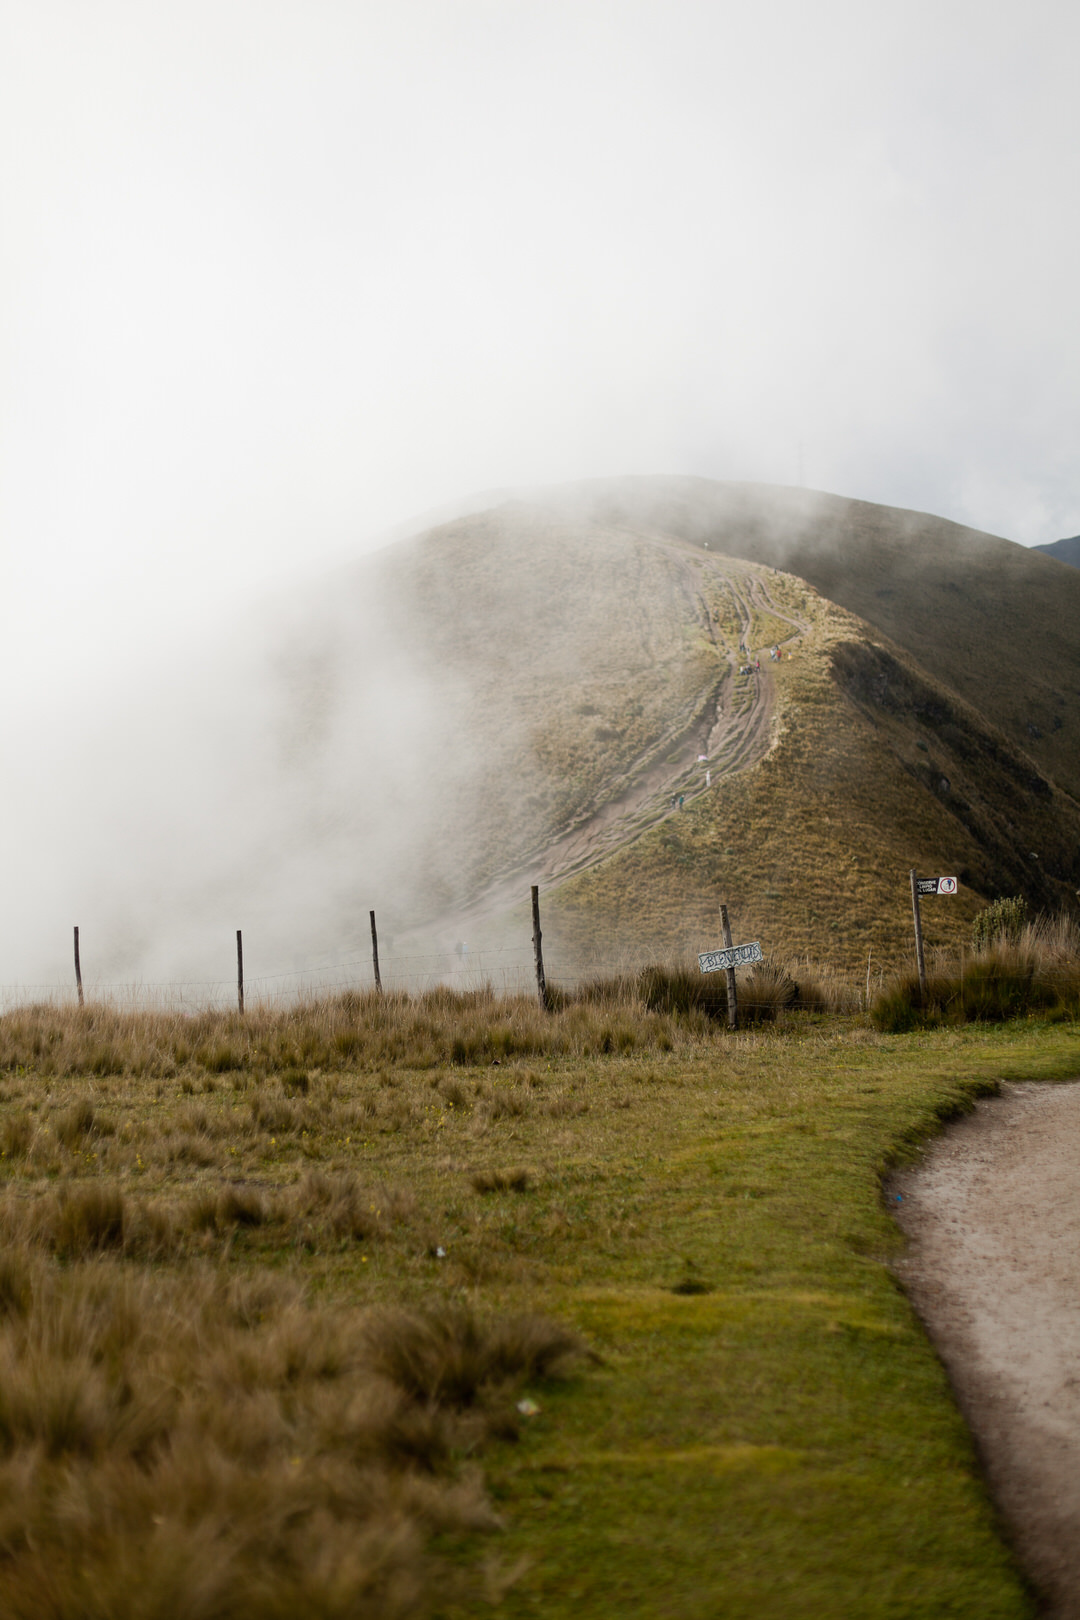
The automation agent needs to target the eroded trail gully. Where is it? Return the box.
[476,555,810,906]
[892,1082,1080,1617]
[415,547,812,954]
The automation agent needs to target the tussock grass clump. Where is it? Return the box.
[471,1167,531,1194]
[872,912,1080,1030]
[0,1254,583,1617]
[362,1306,582,1407]
[740,959,797,1022]
[296,1171,416,1242]
[0,1173,421,1262]
[1,1115,32,1160]
[51,1099,113,1149]
[637,963,728,1022]
[603,958,852,1024]
[52,1184,127,1256]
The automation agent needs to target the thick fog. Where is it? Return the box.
[2,0,1078,996]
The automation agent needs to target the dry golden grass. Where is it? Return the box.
[872,911,1080,1030]
[0,1250,581,1619]
[0,969,865,1086]
[0,988,1073,1614]
[0,989,664,1080]
[0,986,625,1615]
[0,1171,422,1262]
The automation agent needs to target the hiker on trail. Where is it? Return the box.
[706,770,711,788]
[678,794,685,810]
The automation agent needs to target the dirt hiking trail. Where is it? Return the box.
[892,1082,1080,1617]
[450,550,811,938]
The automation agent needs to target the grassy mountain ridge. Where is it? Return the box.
[543,600,1080,975]
[276,487,1080,980]
[530,476,1080,801]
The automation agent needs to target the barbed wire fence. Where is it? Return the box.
[0,922,657,1014]
[0,951,541,1013]
[0,946,879,1019]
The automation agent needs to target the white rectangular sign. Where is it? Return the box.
[698,941,763,974]
[916,876,958,896]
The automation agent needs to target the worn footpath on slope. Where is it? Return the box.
[892,1082,1080,1618]
[434,546,811,941]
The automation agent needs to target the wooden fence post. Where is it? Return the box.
[909,869,927,995]
[720,904,738,1030]
[531,886,549,1011]
[370,910,383,993]
[236,929,244,1015]
[74,926,84,1008]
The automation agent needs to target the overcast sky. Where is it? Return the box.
[3,0,1079,693]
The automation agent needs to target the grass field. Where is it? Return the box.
[0,993,1075,1615]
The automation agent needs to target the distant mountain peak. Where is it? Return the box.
[1034,535,1080,568]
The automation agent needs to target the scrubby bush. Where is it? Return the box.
[971,895,1028,952]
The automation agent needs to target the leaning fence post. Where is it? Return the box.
[909,869,927,995]
[236,929,245,1015]
[720,904,738,1030]
[370,909,383,993]
[531,885,549,1011]
[74,926,84,1008]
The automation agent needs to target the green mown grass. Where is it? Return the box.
[1,998,1077,1614]
[433,1019,1080,1619]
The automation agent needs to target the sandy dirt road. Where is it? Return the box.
[891,1082,1080,1617]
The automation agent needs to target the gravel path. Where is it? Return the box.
[891,1082,1080,1617]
